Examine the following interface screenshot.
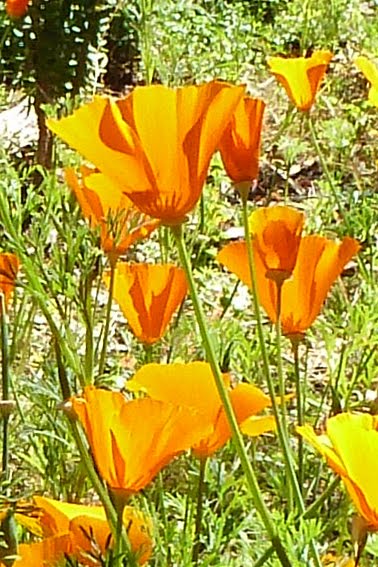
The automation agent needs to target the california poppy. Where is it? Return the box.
[127,361,275,459]
[66,167,159,260]
[0,253,19,306]
[70,386,211,495]
[33,496,153,565]
[218,96,265,187]
[217,206,304,287]
[47,82,245,223]
[249,206,304,284]
[102,262,188,344]
[298,413,378,531]
[218,233,359,338]
[0,497,152,566]
[6,0,29,17]
[0,534,72,567]
[355,55,378,107]
[268,50,333,111]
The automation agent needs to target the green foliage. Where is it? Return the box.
[0,0,377,565]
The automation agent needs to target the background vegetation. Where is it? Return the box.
[0,0,377,565]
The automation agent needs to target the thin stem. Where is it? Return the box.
[111,494,132,567]
[69,417,135,566]
[239,195,322,567]
[69,418,117,530]
[275,284,287,430]
[199,193,206,236]
[171,223,292,567]
[192,457,207,565]
[308,115,351,233]
[99,258,116,377]
[267,106,296,151]
[83,274,94,383]
[220,280,240,320]
[144,344,153,364]
[240,195,299,501]
[292,339,304,492]
[253,545,274,567]
[303,477,340,519]
[274,283,292,510]
[1,295,10,483]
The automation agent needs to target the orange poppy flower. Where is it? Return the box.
[0,253,19,307]
[249,206,304,284]
[65,167,159,260]
[6,0,29,17]
[268,50,333,111]
[0,497,152,566]
[47,82,245,223]
[355,55,378,107]
[218,234,359,338]
[33,496,152,565]
[0,534,72,567]
[127,361,275,459]
[102,262,188,344]
[218,205,304,286]
[218,96,265,187]
[70,386,211,495]
[298,413,378,531]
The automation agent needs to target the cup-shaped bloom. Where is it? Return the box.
[70,386,211,495]
[0,253,19,307]
[218,205,305,287]
[0,497,152,566]
[268,50,333,111]
[218,96,265,186]
[355,56,378,107]
[0,535,72,567]
[127,361,275,459]
[218,234,359,338]
[66,167,159,259]
[33,496,152,565]
[103,262,188,344]
[6,0,29,17]
[249,206,304,284]
[47,82,245,223]
[298,413,378,531]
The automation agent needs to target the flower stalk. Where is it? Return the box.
[171,222,292,567]
[239,193,322,567]
[0,294,11,485]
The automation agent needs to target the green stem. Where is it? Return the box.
[275,284,287,431]
[199,193,206,236]
[111,494,132,567]
[144,344,153,364]
[239,195,322,567]
[69,418,117,530]
[292,339,304,493]
[303,477,340,519]
[308,115,351,233]
[83,274,94,383]
[240,195,299,500]
[69,417,135,566]
[171,223,292,567]
[275,283,293,510]
[267,106,296,151]
[99,258,116,377]
[253,545,274,567]
[192,457,207,565]
[220,280,240,320]
[0,188,86,386]
[0,296,10,483]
